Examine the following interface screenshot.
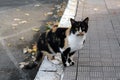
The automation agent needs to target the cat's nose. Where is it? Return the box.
[77,32,85,36]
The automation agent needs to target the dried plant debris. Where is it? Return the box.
[25,13,30,16]
[34,4,41,7]
[32,28,40,32]
[23,43,37,56]
[7,43,12,47]
[44,12,53,16]
[14,18,21,21]
[20,37,25,41]
[19,20,27,24]
[93,8,98,11]
[12,23,18,26]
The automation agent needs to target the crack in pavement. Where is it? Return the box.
[0,26,39,41]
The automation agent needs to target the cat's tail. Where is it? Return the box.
[20,51,43,69]
[19,61,39,69]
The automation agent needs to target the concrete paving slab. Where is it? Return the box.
[63,0,120,80]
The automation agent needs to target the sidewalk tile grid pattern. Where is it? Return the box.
[63,0,120,80]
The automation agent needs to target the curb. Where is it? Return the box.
[58,0,78,27]
[34,0,78,80]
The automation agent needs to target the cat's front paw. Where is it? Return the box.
[70,61,75,66]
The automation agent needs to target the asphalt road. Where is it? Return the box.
[0,0,65,80]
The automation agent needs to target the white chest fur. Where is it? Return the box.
[68,33,86,52]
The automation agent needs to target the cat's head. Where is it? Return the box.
[70,17,89,36]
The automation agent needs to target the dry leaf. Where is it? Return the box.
[57,11,63,16]
[53,21,59,26]
[14,18,21,21]
[16,9,20,11]
[20,37,25,41]
[7,43,11,47]
[25,13,30,16]
[19,20,27,24]
[93,8,98,11]
[53,15,58,18]
[12,23,18,26]
[55,5,61,9]
[32,28,40,32]
[47,12,53,15]
[23,47,29,54]
[34,4,41,7]
[32,43,37,52]
[46,21,53,25]
[23,43,37,55]
[27,49,32,53]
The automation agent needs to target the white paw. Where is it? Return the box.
[65,61,70,67]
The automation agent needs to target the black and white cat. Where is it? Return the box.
[20,17,89,69]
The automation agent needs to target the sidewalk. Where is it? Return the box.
[63,0,120,80]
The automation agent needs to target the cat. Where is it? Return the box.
[20,17,89,69]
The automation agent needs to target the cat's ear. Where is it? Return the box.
[70,18,76,24]
[83,17,89,24]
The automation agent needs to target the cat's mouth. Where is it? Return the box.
[77,32,85,36]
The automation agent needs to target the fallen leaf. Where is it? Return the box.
[34,4,41,7]
[32,28,40,32]
[14,18,21,21]
[23,47,29,54]
[16,9,20,11]
[93,8,98,11]
[53,21,59,26]
[32,43,37,52]
[20,37,25,41]
[12,23,18,26]
[47,12,53,15]
[7,43,12,47]
[27,49,32,53]
[25,13,30,16]
[55,5,61,9]
[57,11,63,16]
[53,15,58,18]
[46,21,53,25]
[19,20,27,24]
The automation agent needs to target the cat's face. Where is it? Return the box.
[70,17,89,36]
